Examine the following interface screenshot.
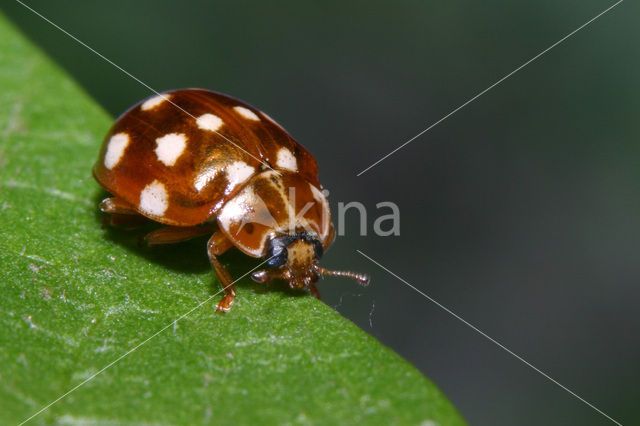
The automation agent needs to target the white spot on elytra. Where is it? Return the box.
[196,113,224,132]
[276,148,297,171]
[233,106,260,121]
[155,133,187,166]
[141,94,171,111]
[139,180,168,216]
[194,167,219,192]
[226,161,255,192]
[104,133,130,169]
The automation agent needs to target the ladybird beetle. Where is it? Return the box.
[94,89,369,312]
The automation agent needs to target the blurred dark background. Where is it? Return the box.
[3,1,638,424]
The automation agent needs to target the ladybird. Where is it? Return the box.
[94,89,369,312]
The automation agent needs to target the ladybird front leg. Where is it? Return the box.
[207,232,236,313]
[309,283,321,300]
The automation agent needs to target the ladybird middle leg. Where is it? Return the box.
[144,228,236,312]
[206,232,237,313]
[144,225,216,246]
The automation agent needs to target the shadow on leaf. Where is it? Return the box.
[91,189,312,302]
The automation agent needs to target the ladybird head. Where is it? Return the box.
[251,231,370,290]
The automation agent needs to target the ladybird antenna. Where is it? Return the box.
[315,266,370,286]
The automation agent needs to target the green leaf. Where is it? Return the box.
[0,12,465,425]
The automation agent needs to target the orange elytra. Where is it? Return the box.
[94,89,369,312]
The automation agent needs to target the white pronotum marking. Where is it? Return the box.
[155,133,187,166]
[226,161,255,191]
[196,113,224,132]
[141,94,171,111]
[217,192,247,230]
[276,148,297,171]
[217,186,266,257]
[104,133,130,169]
[233,106,260,121]
[309,183,330,239]
[139,180,168,216]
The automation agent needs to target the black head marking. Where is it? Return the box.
[266,231,323,268]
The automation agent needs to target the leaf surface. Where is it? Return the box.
[0,13,465,425]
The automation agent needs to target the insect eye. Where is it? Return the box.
[267,242,288,268]
[312,239,323,260]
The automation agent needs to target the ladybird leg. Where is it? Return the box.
[100,197,147,229]
[102,214,147,229]
[100,197,139,215]
[207,232,236,313]
[309,283,321,300]
[144,226,216,246]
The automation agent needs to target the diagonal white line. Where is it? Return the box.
[19,256,273,425]
[14,0,275,172]
[356,0,624,176]
[357,249,622,425]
